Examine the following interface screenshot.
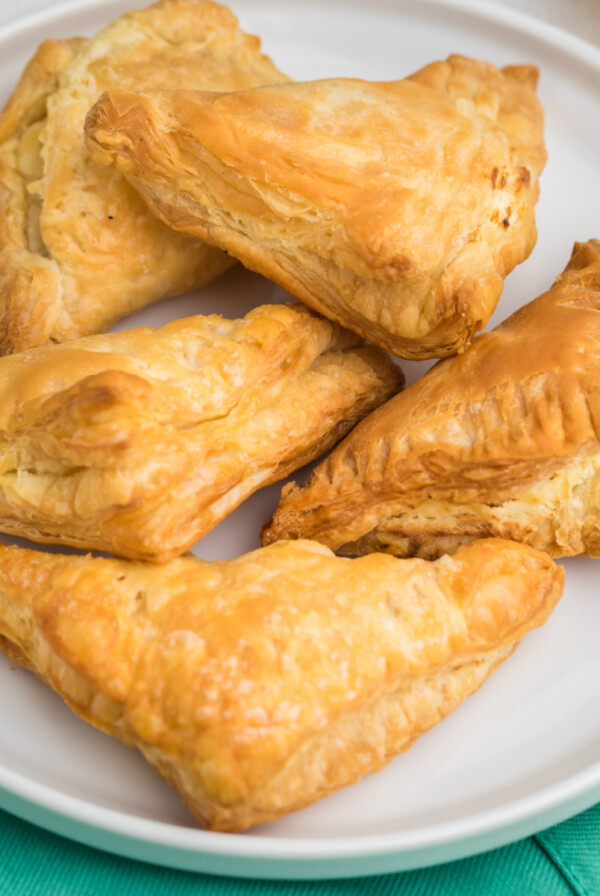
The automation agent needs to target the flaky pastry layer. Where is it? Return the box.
[85,55,546,359]
[0,302,401,560]
[0,538,563,831]
[263,241,600,559]
[0,0,289,353]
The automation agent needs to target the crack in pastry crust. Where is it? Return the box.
[0,302,401,560]
[262,240,600,559]
[0,538,564,830]
[0,0,290,354]
[85,54,546,359]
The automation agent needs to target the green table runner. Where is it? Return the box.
[2,803,599,894]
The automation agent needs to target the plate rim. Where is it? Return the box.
[1,0,600,879]
[3,750,600,878]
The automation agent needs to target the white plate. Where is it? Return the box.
[0,0,599,881]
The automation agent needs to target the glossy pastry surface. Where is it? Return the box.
[0,538,563,831]
[85,54,546,359]
[0,0,289,354]
[0,303,401,560]
[263,241,600,558]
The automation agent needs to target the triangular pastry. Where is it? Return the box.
[0,0,289,353]
[0,303,401,560]
[85,55,546,359]
[263,241,600,559]
[0,538,563,831]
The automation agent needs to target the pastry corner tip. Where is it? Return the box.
[501,63,540,92]
[83,88,156,167]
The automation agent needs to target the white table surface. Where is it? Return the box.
[1,0,599,47]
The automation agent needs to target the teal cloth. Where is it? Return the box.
[2,804,600,895]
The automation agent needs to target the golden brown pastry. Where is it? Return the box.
[85,55,546,360]
[0,537,563,831]
[0,0,289,354]
[263,240,600,559]
[0,302,401,561]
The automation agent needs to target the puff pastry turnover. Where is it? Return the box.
[0,303,401,560]
[264,240,600,559]
[85,55,546,359]
[0,537,563,831]
[0,0,289,354]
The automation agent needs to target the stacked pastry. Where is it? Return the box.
[0,0,589,833]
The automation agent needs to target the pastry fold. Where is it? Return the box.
[0,0,288,354]
[0,538,563,831]
[85,55,546,359]
[0,303,401,560]
[263,240,600,559]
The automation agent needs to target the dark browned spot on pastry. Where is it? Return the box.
[490,166,499,188]
[515,167,531,190]
[502,218,510,229]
